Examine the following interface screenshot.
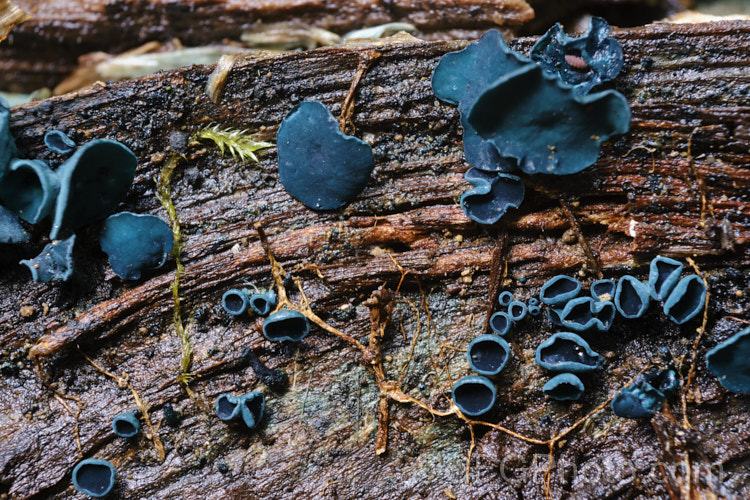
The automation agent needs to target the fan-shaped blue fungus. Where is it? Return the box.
[451,375,497,417]
[263,309,310,342]
[557,296,613,331]
[44,130,76,155]
[0,205,29,244]
[705,326,750,393]
[591,278,616,302]
[249,290,276,317]
[648,256,683,301]
[489,311,512,336]
[20,235,75,282]
[663,274,706,325]
[508,300,528,322]
[112,410,140,438]
[460,167,524,225]
[0,97,16,177]
[643,369,680,401]
[222,289,249,316]
[498,291,514,307]
[239,392,265,430]
[614,275,650,319]
[528,304,541,317]
[49,139,137,240]
[543,373,585,401]
[99,212,174,280]
[276,100,375,210]
[215,393,242,421]
[0,159,60,224]
[467,334,511,377]
[72,458,116,498]
[466,63,631,176]
[535,332,603,373]
[530,16,624,96]
[539,275,581,306]
[611,374,666,419]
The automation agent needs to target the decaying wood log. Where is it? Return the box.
[0,20,748,499]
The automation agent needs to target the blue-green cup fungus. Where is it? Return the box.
[557,296,614,332]
[547,307,564,327]
[72,458,116,498]
[112,410,140,438]
[215,393,242,421]
[466,63,631,175]
[466,334,511,377]
[489,311,511,336]
[614,275,650,319]
[44,130,77,155]
[50,139,137,240]
[460,168,524,225]
[239,391,265,430]
[535,332,603,373]
[0,205,29,244]
[498,291,514,307]
[543,373,585,401]
[0,159,60,224]
[276,100,375,210]
[591,278,616,302]
[592,300,615,330]
[611,374,666,419]
[663,275,706,325]
[263,309,310,342]
[452,375,497,417]
[539,275,581,306]
[0,97,16,178]
[530,16,624,96]
[705,326,750,393]
[643,369,680,401]
[507,300,527,322]
[222,289,250,316]
[648,256,683,301]
[99,212,174,280]
[249,290,276,317]
[20,235,76,282]
[528,304,541,316]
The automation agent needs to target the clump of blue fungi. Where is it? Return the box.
[0,99,173,282]
[431,17,631,224]
[455,255,708,418]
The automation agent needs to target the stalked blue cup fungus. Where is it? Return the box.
[222,289,250,316]
[263,309,310,342]
[99,212,174,280]
[648,256,684,301]
[498,290,514,307]
[508,300,528,322]
[276,100,375,210]
[44,130,77,155]
[466,334,511,377]
[535,332,603,373]
[528,304,541,317]
[50,139,137,240]
[239,392,265,430]
[249,290,276,317]
[0,159,60,224]
[591,278,616,302]
[614,275,650,319]
[215,393,242,421]
[663,274,706,325]
[466,63,631,175]
[72,458,116,498]
[20,235,75,282]
[0,205,29,244]
[489,311,512,336]
[451,375,497,417]
[643,369,680,401]
[705,326,750,393]
[112,410,140,438]
[530,16,624,96]
[611,374,666,419]
[0,97,17,177]
[460,167,524,225]
[539,275,581,306]
[543,373,585,401]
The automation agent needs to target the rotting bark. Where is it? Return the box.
[1,20,749,500]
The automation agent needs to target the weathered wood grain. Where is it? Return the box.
[0,20,748,500]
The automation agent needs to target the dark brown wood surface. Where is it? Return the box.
[0,20,748,499]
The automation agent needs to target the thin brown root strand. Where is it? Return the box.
[398,297,421,384]
[339,50,381,134]
[559,198,603,279]
[466,424,476,483]
[544,447,555,500]
[417,278,455,386]
[484,231,508,335]
[681,257,710,429]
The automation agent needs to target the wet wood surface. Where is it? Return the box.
[0,20,749,499]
